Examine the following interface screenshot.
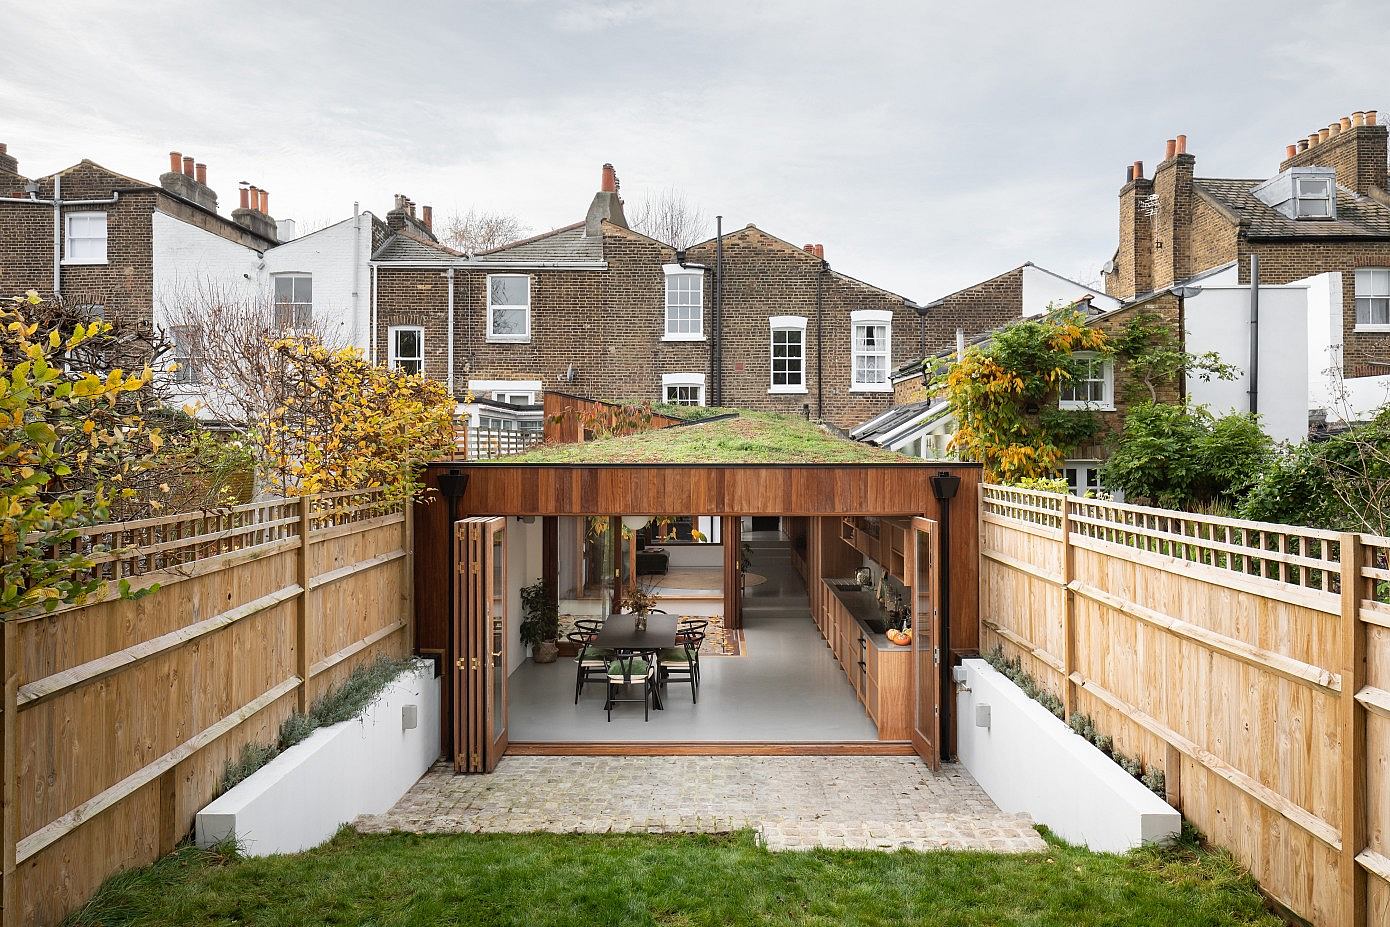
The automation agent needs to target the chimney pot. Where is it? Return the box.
[1319,127,1331,142]
[249,185,260,211]
[259,189,268,213]
[1341,116,1353,130]
[194,162,206,185]
[1308,132,1320,147]
[1367,110,1378,126]
[1164,139,1176,159]
[1298,139,1309,152]
[1329,122,1341,137]
[814,244,824,259]
[1286,144,1298,159]
[1133,160,1144,180]
[422,205,433,230]
[182,155,194,177]
[169,151,182,173]
[1176,134,1187,155]
[1352,111,1366,127]
[804,243,815,253]
[1125,165,1134,183]
[238,185,249,209]
[601,163,617,193]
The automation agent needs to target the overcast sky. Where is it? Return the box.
[6,0,1387,299]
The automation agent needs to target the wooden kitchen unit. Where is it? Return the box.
[817,580,913,741]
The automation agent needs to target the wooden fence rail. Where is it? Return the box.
[1,488,416,927]
[979,483,1389,927]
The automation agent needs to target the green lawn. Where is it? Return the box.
[66,828,1282,927]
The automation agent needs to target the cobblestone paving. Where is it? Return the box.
[355,756,1046,853]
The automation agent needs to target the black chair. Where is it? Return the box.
[660,628,706,702]
[567,631,609,704]
[674,618,710,688]
[605,649,657,721]
[574,617,604,635]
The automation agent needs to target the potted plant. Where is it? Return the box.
[615,581,661,631]
[519,580,560,664]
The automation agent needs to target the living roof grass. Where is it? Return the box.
[496,410,910,465]
[65,828,1281,927]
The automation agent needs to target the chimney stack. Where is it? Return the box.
[1279,110,1388,195]
[585,162,629,234]
[422,205,433,230]
[231,180,278,242]
[0,142,17,176]
[160,149,218,212]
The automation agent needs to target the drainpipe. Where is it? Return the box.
[1248,253,1260,415]
[815,258,826,419]
[446,267,456,397]
[370,263,379,364]
[930,470,961,761]
[352,201,362,347]
[713,216,724,406]
[52,175,61,297]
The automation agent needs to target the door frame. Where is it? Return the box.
[908,516,942,770]
[453,516,509,773]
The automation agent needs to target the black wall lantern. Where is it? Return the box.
[436,467,469,501]
[930,470,961,502]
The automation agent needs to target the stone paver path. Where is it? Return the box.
[355,756,1046,853]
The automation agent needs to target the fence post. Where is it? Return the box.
[1,619,17,927]
[1339,532,1366,927]
[1060,494,1077,719]
[296,496,312,713]
[403,495,416,655]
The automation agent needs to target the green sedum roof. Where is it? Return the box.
[495,411,910,465]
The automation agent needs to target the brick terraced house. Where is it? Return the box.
[1103,112,1390,416]
[369,164,925,430]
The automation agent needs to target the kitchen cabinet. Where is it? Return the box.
[839,517,910,584]
[817,580,913,741]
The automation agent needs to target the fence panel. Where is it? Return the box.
[3,489,413,927]
[980,483,1386,927]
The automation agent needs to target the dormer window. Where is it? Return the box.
[1294,175,1334,219]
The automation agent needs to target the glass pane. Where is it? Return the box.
[492,306,526,335]
[295,275,312,303]
[913,528,933,745]
[274,276,294,301]
[490,276,528,306]
[1374,270,1390,295]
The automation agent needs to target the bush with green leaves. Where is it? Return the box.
[1101,402,1273,509]
[518,579,559,648]
[1239,406,1390,535]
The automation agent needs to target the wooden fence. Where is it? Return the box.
[978,483,1389,927]
[2,488,414,927]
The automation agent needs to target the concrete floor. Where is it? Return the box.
[507,534,880,742]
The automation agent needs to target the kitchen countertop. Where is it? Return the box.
[823,579,909,650]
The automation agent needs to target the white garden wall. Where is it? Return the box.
[196,661,440,856]
[955,658,1180,852]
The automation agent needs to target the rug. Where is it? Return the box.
[556,614,745,657]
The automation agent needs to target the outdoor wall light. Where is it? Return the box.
[975,703,991,730]
[401,704,418,731]
[621,515,654,531]
[931,470,961,501]
[436,467,468,500]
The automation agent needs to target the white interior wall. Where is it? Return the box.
[506,518,543,674]
[1184,284,1308,444]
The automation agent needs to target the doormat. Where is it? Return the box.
[557,614,745,657]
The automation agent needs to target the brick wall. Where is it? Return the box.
[374,223,922,428]
[921,266,1025,356]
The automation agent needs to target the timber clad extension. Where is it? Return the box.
[1104,114,1390,377]
[370,165,924,428]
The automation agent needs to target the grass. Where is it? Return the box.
[64,827,1282,927]
[496,410,911,465]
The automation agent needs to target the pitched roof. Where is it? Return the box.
[474,221,602,262]
[1195,178,1390,239]
[372,229,463,262]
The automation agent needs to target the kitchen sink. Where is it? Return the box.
[829,579,865,592]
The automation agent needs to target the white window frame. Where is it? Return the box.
[388,325,425,375]
[1293,175,1335,220]
[1354,268,1390,331]
[661,372,706,406]
[272,272,313,329]
[769,315,808,394]
[662,265,705,341]
[1058,352,1116,411]
[167,324,203,386]
[486,274,531,343]
[1064,460,1106,498]
[849,309,893,392]
[63,211,108,264]
[468,379,542,404]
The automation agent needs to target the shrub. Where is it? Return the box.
[519,579,559,648]
[1102,402,1272,509]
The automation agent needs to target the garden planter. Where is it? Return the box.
[533,640,559,664]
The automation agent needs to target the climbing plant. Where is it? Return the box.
[1109,309,1237,402]
[943,308,1107,483]
[260,339,456,499]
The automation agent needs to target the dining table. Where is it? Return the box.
[592,614,679,710]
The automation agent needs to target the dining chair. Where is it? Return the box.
[567,631,609,704]
[674,618,710,688]
[605,649,657,721]
[659,629,706,703]
[574,617,604,636]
